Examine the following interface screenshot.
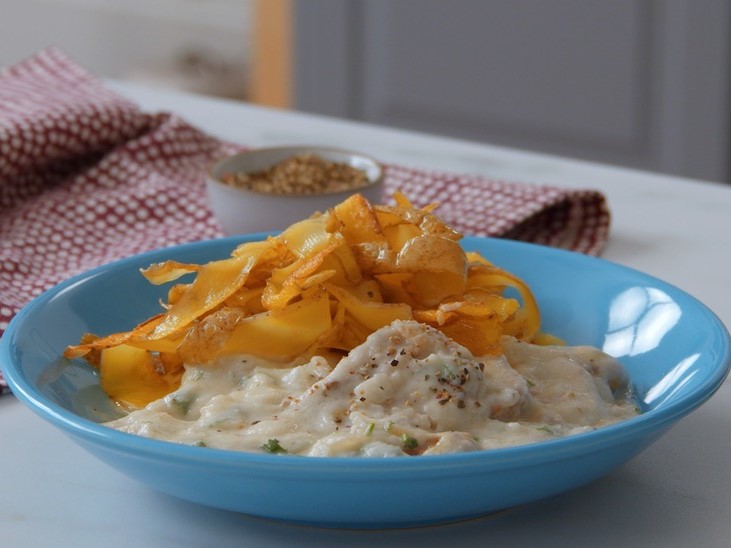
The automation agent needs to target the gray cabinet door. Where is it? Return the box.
[293,0,731,183]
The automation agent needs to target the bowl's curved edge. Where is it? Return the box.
[2,236,730,526]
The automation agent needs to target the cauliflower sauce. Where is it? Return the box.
[107,320,638,456]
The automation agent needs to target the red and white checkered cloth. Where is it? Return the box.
[0,48,610,393]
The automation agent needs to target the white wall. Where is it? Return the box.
[0,0,253,99]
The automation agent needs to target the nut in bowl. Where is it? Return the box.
[207,146,384,235]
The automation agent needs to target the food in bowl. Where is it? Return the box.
[206,145,384,235]
[6,216,729,525]
[65,193,638,456]
[220,153,371,195]
[104,320,636,456]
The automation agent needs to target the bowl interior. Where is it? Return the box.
[209,146,383,193]
[5,236,728,426]
[2,236,729,526]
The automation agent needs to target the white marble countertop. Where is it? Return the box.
[2,82,730,547]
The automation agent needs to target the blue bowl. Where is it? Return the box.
[2,236,729,528]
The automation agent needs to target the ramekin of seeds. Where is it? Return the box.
[207,146,384,235]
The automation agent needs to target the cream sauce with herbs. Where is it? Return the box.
[106,320,638,456]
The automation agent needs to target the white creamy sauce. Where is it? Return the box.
[107,320,638,456]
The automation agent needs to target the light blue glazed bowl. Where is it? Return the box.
[2,236,729,528]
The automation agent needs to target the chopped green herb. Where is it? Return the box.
[262,438,288,454]
[401,434,419,450]
[194,441,207,447]
[537,426,553,435]
[171,395,193,416]
[365,422,375,435]
[526,379,536,388]
[439,365,456,381]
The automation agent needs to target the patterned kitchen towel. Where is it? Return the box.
[0,48,610,393]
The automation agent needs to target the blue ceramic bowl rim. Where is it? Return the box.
[2,236,730,475]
